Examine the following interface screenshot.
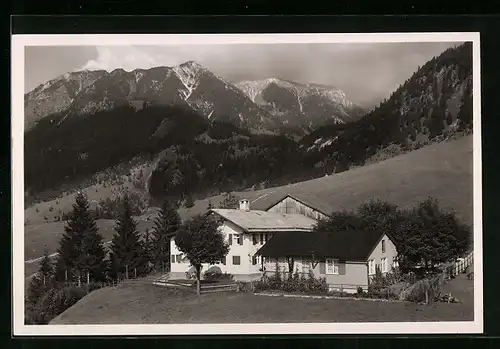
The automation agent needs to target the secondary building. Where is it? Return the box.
[169,199,318,280]
[255,229,399,293]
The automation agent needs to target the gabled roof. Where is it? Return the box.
[261,193,332,217]
[210,209,317,233]
[256,229,392,262]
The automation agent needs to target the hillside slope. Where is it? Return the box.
[300,42,473,175]
[177,135,473,227]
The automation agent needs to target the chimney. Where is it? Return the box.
[239,199,250,211]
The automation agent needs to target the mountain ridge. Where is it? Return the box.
[24,61,363,133]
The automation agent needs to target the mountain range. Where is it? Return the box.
[24,43,473,212]
[24,61,365,134]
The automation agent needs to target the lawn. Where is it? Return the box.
[51,281,474,324]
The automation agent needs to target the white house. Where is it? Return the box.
[169,199,317,281]
[169,195,399,289]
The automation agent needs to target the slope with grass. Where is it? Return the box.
[179,134,473,226]
[50,281,473,324]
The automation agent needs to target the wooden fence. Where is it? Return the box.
[447,251,474,278]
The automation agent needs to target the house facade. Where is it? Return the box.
[256,230,399,293]
[169,199,317,281]
[170,195,399,289]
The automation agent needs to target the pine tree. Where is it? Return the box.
[54,192,107,283]
[152,199,181,273]
[27,250,54,306]
[142,228,155,273]
[109,194,145,279]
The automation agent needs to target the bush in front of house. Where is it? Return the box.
[254,268,328,295]
[203,268,234,282]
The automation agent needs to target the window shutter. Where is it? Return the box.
[228,234,232,245]
[238,235,243,245]
[319,261,326,274]
[338,261,346,275]
[171,255,175,264]
[253,234,257,245]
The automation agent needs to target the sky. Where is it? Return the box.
[25,42,461,108]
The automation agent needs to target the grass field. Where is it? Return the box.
[50,277,474,324]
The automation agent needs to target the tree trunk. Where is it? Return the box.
[195,264,201,296]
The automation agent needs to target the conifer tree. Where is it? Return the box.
[54,192,107,283]
[141,228,155,273]
[152,199,181,273]
[109,194,145,278]
[27,250,54,306]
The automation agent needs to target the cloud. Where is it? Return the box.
[79,46,161,71]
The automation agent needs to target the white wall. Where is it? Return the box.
[170,219,271,279]
[367,234,398,276]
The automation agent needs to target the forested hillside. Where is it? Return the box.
[25,43,473,209]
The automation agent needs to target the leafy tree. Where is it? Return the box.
[356,199,406,245]
[175,214,229,295]
[218,192,241,209]
[395,197,471,275]
[314,210,364,233]
[27,250,54,306]
[54,192,107,283]
[109,194,146,279]
[151,199,181,273]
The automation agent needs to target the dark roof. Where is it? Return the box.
[256,229,389,262]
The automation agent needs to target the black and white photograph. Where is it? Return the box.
[11,33,482,335]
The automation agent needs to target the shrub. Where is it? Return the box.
[254,268,328,295]
[203,268,234,282]
[26,284,98,324]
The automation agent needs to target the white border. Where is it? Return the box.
[11,32,482,336]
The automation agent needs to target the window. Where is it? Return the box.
[232,256,241,265]
[176,254,181,263]
[235,234,243,245]
[392,259,399,268]
[228,234,233,245]
[368,259,375,275]
[221,257,226,265]
[171,255,175,264]
[260,233,264,244]
[252,234,258,245]
[252,256,258,265]
[381,258,388,273]
[326,259,339,275]
[381,239,386,253]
